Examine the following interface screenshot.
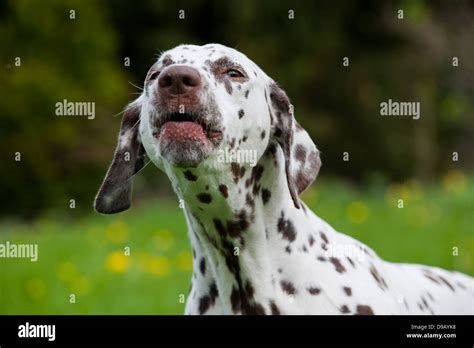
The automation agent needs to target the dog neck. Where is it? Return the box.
[164,143,308,314]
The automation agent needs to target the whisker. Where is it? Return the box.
[127,158,152,182]
[112,109,126,118]
[128,81,144,91]
[130,118,140,130]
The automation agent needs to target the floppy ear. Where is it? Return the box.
[94,102,146,214]
[269,83,321,209]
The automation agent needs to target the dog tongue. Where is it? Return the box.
[160,121,207,142]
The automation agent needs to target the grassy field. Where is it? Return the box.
[0,171,473,314]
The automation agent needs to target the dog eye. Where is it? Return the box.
[148,71,160,81]
[226,69,244,78]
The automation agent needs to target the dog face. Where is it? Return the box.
[139,44,273,169]
[95,44,321,214]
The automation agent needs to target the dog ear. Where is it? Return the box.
[269,83,321,209]
[94,102,146,214]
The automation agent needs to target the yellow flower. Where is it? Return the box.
[442,170,466,194]
[26,278,46,301]
[346,201,369,224]
[146,255,170,277]
[152,229,174,252]
[57,262,77,283]
[175,251,193,272]
[405,179,424,201]
[406,204,431,227]
[71,276,91,296]
[105,221,128,243]
[105,251,130,273]
[385,183,411,204]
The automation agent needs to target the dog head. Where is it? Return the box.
[95,44,321,213]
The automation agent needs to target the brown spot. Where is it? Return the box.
[438,275,455,292]
[251,165,264,183]
[320,231,329,244]
[346,257,356,268]
[421,297,428,308]
[197,193,212,204]
[261,188,271,204]
[423,272,441,285]
[199,258,206,276]
[161,55,174,67]
[280,280,296,295]
[224,80,233,94]
[308,235,315,246]
[369,264,388,290]
[317,256,327,262]
[245,193,255,209]
[209,281,219,304]
[230,287,240,313]
[213,218,227,238]
[307,287,321,295]
[340,305,350,314]
[294,144,307,163]
[245,280,255,297]
[218,184,229,198]
[183,170,197,181]
[329,257,346,273]
[199,295,211,314]
[238,109,245,119]
[343,286,352,296]
[277,212,296,242]
[246,303,266,315]
[270,300,281,315]
[231,162,241,183]
[355,305,374,315]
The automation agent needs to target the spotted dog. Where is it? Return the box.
[95,44,474,315]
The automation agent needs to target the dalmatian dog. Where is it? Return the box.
[94,44,474,315]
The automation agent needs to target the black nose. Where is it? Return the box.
[158,65,201,96]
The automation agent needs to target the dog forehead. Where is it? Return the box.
[156,44,269,79]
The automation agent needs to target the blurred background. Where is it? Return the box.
[0,0,473,314]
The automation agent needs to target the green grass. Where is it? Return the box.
[1,173,473,314]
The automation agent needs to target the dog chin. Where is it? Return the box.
[159,140,213,168]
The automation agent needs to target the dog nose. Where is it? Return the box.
[158,66,201,96]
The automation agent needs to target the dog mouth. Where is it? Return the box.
[153,111,223,167]
[154,112,222,144]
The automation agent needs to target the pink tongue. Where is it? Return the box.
[160,121,207,141]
